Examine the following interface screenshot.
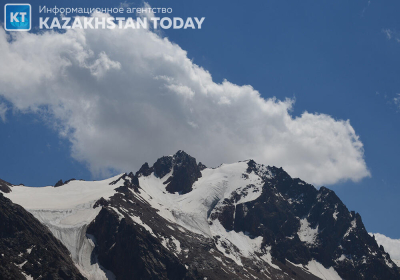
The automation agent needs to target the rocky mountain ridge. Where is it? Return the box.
[1,150,399,280]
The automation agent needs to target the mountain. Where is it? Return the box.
[0,193,85,280]
[0,178,12,193]
[1,150,399,280]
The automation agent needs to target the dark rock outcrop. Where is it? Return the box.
[136,162,154,177]
[0,178,12,193]
[64,178,76,184]
[136,150,202,194]
[87,207,188,280]
[164,151,202,194]
[198,162,207,171]
[54,179,64,187]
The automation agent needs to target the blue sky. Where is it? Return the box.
[1,0,400,239]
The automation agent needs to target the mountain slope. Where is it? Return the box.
[0,193,85,280]
[1,151,399,280]
[0,178,12,193]
[2,175,122,280]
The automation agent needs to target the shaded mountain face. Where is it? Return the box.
[0,193,85,280]
[1,150,399,280]
[136,150,202,194]
[0,178,12,193]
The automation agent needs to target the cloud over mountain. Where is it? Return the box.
[0,14,370,185]
[371,233,400,261]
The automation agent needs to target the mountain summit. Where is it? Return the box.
[136,150,203,194]
[1,151,399,280]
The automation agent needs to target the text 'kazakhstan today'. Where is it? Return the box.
[39,16,205,30]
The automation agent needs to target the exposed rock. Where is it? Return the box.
[64,178,76,184]
[135,150,202,194]
[54,179,64,187]
[87,208,188,280]
[198,162,207,171]
[0,178,12,193]
[164,150,202,194]
[211,162,400,280]
[136,162,154,177]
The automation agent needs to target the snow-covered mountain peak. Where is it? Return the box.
[1,151,399,280]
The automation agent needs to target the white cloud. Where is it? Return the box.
[0,102,7,122]
[370,233,400,261]
[361,0,371,17]
[119,1,133,9]
[394,94,400,109]
[0,15,371,185]
[141,2,155,20]
[383,29,400,43]
[383,29,393,40]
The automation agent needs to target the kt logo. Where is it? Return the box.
[4,4,31,31]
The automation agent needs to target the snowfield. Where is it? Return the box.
[5,174,123,210]
[4,175,123,280]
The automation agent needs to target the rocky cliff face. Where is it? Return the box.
[211,161,398,280]
[136,150,202,194]
[0,193,85,280]
[0,178,11,193]
[1,151,399,280]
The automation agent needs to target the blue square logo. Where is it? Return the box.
[4,4,31,31]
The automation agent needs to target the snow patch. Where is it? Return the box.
[333,205,339,221]
[26,246,34,254]
[171,237,182,254]
[336,254,347,262]
[109,207,124,221]
[210,219,263,258]
[209,219,264,266]
[305,260,342,280]
[343,219,357,238]
[130,214,156,237]
[160,235,182,256]
[21,271,34,280]
[16,260,27,268]
[260,247,281,270]
[298,218,318,245]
